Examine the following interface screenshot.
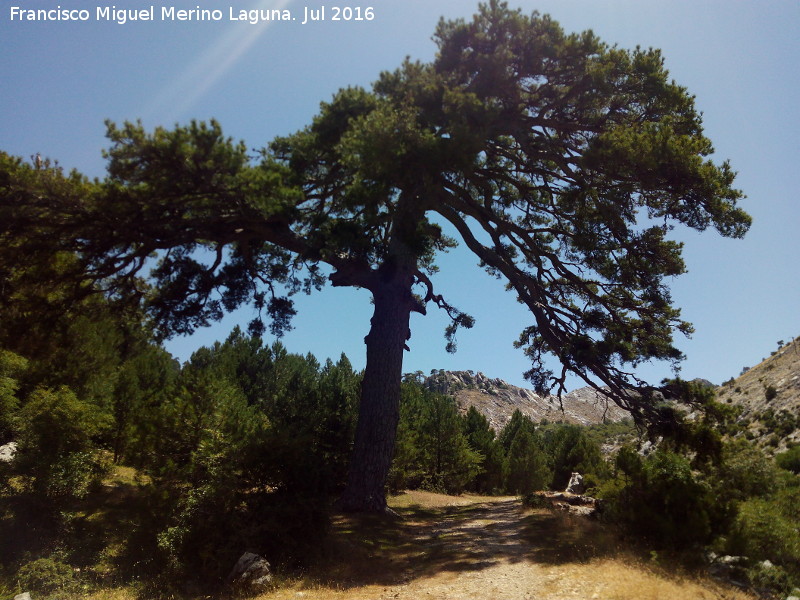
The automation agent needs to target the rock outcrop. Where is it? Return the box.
[565,472,585,495]
[533,490,599,517]
[421,370,629,431]
[228,552,272,591]
[0,441,18,463]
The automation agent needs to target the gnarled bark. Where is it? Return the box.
[338,275,413,513]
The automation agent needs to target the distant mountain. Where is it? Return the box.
[419,370,629,432]
[716,336,800,452]
[418,336,800,447]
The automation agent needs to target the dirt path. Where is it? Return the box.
[258,492,755,600]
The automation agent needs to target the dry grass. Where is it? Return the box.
[105,464,150,487]
[247,492,757,600]
[83,588,138,600]
[24,488,758,600]
[250,559,756,600]
[537,559,756,600]
[390,489,510,509]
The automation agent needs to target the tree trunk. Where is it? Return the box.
[339,279,413,513]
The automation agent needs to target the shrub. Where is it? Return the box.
[716,439,780,501]
[775,485,800,521]
[0,349,27,441]
[601,450,719,549]
[747,561,795,597]
[728,496,800,593]
[521,492,551,509]
[765,385,778,401]
[135,336,361,584]
[776,446,800,474]
[757,408,797,438]
[15,386,108,501]
[156,477,329,583]
[16,386,103,459]
[16,557,77,598]
[45,451,110,500]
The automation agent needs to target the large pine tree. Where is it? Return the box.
[0,2,749,512]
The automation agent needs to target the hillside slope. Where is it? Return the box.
[421,370,629,431]
[716,336,800,451]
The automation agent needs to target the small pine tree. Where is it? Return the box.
[504,429,551,495]
[462,406,504,493]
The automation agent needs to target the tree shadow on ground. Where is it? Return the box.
[308,495,628,591]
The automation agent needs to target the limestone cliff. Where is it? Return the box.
[420,370,629,432]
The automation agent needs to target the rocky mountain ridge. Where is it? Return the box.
[421,369,629,431]
[419,335,800,447]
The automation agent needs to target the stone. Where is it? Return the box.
[228,552,272,590]
[717,555,747,565]
[708,554,749,588]
[15,593,32,600]
[0,441,18,463]
[565,472,585,494]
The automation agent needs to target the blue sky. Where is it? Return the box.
[2,0,798,390]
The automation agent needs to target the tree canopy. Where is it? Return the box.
[0,1,750,511]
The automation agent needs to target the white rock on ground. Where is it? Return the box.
[0,441,18,463]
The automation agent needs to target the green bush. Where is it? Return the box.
[776,446,800,474]
[746,561,795,597]
[45,451,110,500]
[600,450,719,549]
[715,439,780,501]
[728,496,800,594]
[521,492,551,509]
[758,408,798,438]
[16,386,104,458]
[15,386,108,501]
[155,457,331,584]
[16,557,77,598]
[134,334,360,584]
[0,349,27,441]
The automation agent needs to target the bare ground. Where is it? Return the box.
[254,491,756,600]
